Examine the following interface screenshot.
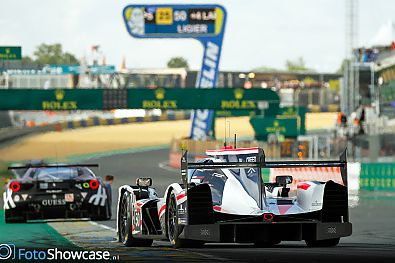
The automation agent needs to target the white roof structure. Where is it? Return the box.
[369,20,395,47]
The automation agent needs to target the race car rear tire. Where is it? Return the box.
[91,199,111,221]
[166,190,204,248]
[305,237,340,247]
[5,210,26,223]
[119,192,153,247]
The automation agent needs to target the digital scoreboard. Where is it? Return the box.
[123,5,225,37]
[123,4,227,140]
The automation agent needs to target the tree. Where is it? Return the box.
[33,43,79,65]
[285,57,311,72]
[167,57,189,69]
[21,56,34,65]
[251,65,280,72]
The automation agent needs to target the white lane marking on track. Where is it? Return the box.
[158,161,179,172]
[91,221,229,261]
[89,221,116,232]
[183,249,230,262]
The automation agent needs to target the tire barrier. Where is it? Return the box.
[46,112,190,132]
[360,163,395,191]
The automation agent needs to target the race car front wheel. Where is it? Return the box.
[305,237,340,247]
[166,190,204,248]
[119,192,153,247]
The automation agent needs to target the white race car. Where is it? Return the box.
[116,147,351,248]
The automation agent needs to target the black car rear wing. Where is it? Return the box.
[182,148,348,186]
[8,164,99,170]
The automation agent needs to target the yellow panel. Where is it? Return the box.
[99,118,107,125]
[309,105,320,113]
[160,113,168,121]
[156,7,173,25]
[124,7,132,20]
[86,118,94,126]
[328,104,339,112]
[215,7,224,35]
[73,120,81,128]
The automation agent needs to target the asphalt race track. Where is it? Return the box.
[64,148,395,262]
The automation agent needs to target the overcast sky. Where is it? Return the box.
[0,0,394,72]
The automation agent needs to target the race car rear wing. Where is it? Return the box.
[264,149,348,186]
[8,164,99,170]
[182,148,348,186]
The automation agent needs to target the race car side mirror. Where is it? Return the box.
[276,175,293,186]
[104,175,114,183]
[136,177,152,187]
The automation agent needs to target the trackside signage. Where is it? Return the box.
[122,4,227,140]
[0,46,21,60]
[360,163,395,191]
[0,89,102,110]
[128,88,279,112]
[0,88,279,111]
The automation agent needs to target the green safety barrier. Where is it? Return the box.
[0,88,280,113]
[360,163,395,191]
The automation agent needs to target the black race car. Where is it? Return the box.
[3,164,113,223]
